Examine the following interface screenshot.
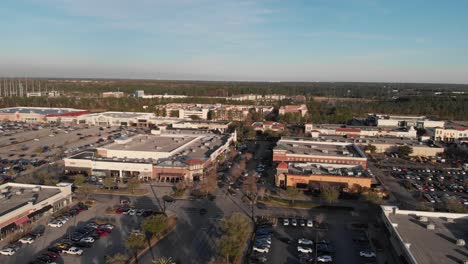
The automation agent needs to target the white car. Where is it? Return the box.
[19,237,35,244]
[291,219,297,226]
[128,209,136,216]
[317,255,333,262]
[297,246,313,253]
[253,246,269,253]
[99,224,114,230]
[86,222,98,229]
[298,238,314,245]
[48,221,63,228]
[0,247,16,256]
[360,250,376,258]
[64,247,84,255]
[283,219,289,226]
[307,220,313,227]
[80,237,95,243]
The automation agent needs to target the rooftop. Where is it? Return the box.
[287,163,369,178]
[318,135,443,148]
[388,212,468,264]
[0,107,85,115]
[104,134,197,152]
[275,138,366,158]
[0,184,60,217]
[83,111,155,119]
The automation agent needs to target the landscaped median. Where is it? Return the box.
[128,215,178,264]
[75,186,149,196]
[261,196,319,209]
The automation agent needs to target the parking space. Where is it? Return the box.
[383,165,468,210]
[248,210,377,264]
[0,191,164,264]
[0,122,148,181]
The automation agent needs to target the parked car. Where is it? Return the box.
[292,219,297,226]
[306,220,313,228]
[80,237,95,243]
[298,238,314,245]
[48,221,63,228]
[63,247,83,256]
[253,246,269,253]
[297,246,313,253]
[98,224,114,230]
[0,247,16,256]
[283,219,289,226]
[19,236,35,244]
[360,250,376,258]
[317,255,333,263]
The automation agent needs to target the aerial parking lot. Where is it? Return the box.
[0,192,161,264]
[248,210,377,264]
[0,122,144,178]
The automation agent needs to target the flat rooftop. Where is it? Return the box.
[104,134,197,152]
[314,135,443,148]
[388,213,468,264]
[84,112,154,119]
[0,185,60,217]
[287,163,369,178]
[276,138,365,158]
[0,107,84,115]
[72,130,231,163]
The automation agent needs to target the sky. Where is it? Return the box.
[0,0,468,83]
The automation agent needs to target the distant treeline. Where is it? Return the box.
[52,79,468,99]
[1,93,466,121]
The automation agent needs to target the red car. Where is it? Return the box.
[96,228,112,233]
[97,230,108,237]
[45,252,59,259]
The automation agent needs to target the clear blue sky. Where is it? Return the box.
[1,0,467,83]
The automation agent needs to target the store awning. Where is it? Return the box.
[14,216,29,226]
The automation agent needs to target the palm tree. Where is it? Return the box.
[153,257,176,264]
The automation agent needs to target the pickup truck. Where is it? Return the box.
[63,247,83,256]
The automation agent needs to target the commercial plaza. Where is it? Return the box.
[64,130,236,182]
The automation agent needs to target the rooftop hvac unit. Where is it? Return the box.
[447,218,454,223]
[15,189,24,195]
[426,224,435,230]
[32,187,41,192]
[456,239,465,246]
[1,188,9,194]
[322,149,329,154]
[419,216,428,222]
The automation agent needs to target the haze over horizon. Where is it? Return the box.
[1,0,467,84]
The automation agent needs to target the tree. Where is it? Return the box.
[200,167,218,195]
[217,213,252,263]
[207,110,216,120]
[320,185,339,204]
[363,191,384,205]
[445,197,468,213]
[73,174,86,186]
[364,144,377,154]
[189,114,201,120]
[285,186,301,204]
[125,233,146,263]
[396,145,413,157]
[153,257,176,264]
[103,177,115,188]
[105,253,127,264]
[127,177,141,194]
[142,215,168,239]
[169,110,179,117]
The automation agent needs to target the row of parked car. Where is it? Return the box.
[48,203,89,228]
[250,221,274,263]
[0,228,44,256]
[37,221,115,263]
